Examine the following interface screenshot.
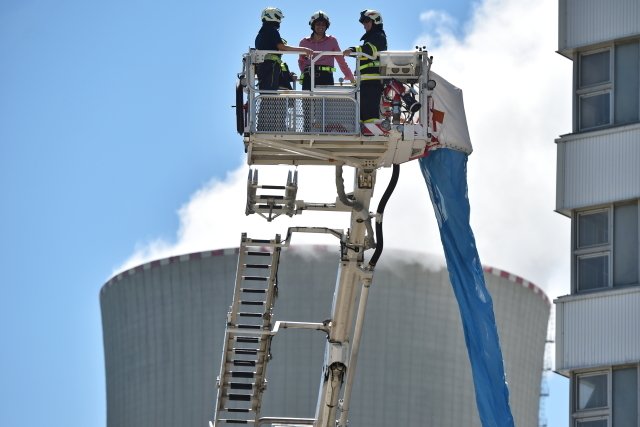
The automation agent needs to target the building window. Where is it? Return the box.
[578,210,609,248]
[580,92,611,130]
[577,253,609,291]
[578,373,608,410]
[613,203,639,286]
[580,51,610,87]
[573,202,640,293]
[578,49,612,130]
[613,368,638,427]
[573,367,639,427]
[614,42,640,125]
[576,41,640,131]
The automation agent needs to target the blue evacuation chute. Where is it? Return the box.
[419,148,515,427]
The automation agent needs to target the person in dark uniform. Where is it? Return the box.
[255,7,313,132]
[342,9,387,123]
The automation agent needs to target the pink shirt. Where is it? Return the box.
[298,35,355,81]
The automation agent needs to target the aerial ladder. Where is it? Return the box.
[212,48,438,427]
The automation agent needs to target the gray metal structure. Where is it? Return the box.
[101,246,550,427]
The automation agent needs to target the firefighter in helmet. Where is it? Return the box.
[254,7,313,131]
[343,9,388,122]
[255,7,313,91]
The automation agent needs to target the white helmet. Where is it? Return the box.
[261,7,284,23]
[359,9,382,25]
[309,11,330,28]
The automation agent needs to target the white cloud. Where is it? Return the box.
[116,0,572,302]
[418,10,460,47]
[414,0,573,299]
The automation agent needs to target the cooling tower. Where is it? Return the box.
[100,246,550,426]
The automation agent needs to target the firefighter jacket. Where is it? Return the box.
[255,22,292,90]
[349,27,387,81]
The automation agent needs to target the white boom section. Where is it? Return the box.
[313,168,375,427]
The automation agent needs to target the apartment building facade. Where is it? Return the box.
[555,0,640,426]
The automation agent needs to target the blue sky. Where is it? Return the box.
[1,0,570,426]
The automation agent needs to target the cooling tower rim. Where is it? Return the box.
[103,245,550,306]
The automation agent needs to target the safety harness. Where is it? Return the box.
[299,64,336,85]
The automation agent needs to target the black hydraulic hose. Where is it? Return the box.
[368,164,400,268]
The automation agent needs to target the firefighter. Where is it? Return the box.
[255,7,313,91]
[255,7,313,131]
[342,9,387,122]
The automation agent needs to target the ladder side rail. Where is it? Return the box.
[228,234,251,326]
[213,235,251,426]
[240,236,282,419]
[258,237,282,310]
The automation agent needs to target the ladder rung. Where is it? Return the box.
[246,251,272,256]
[239,312,263,318]
[226,408,252,413]
[260,185,286,190]
[231,371,255,378]
[230,382,254,390]
[243,276,268,281]
[218,420,252,424]
[256,195,285,200]
[233,360,256,367]
[247,238,274,244]
[256,204,284,210]
[237,324,261,330]
[234,349,258,355]
[228,393,252,401]
[240,288,267,294]
[236,337,260,343]
[240,301,265,306]
[244,264,270,269]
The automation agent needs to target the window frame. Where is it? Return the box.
[576,251,611,292]
[573,371,610,426]
[575,417,609,427]
[572,366,640,427]
[573,207,612,293]
[576,47,613,131]
[572,201,640,294]
[574,40,640,132]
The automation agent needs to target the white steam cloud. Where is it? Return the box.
[116,0,572,301]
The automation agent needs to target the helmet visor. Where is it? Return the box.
[358,13,372,24]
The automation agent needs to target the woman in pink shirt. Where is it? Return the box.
[298,11,354,90]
